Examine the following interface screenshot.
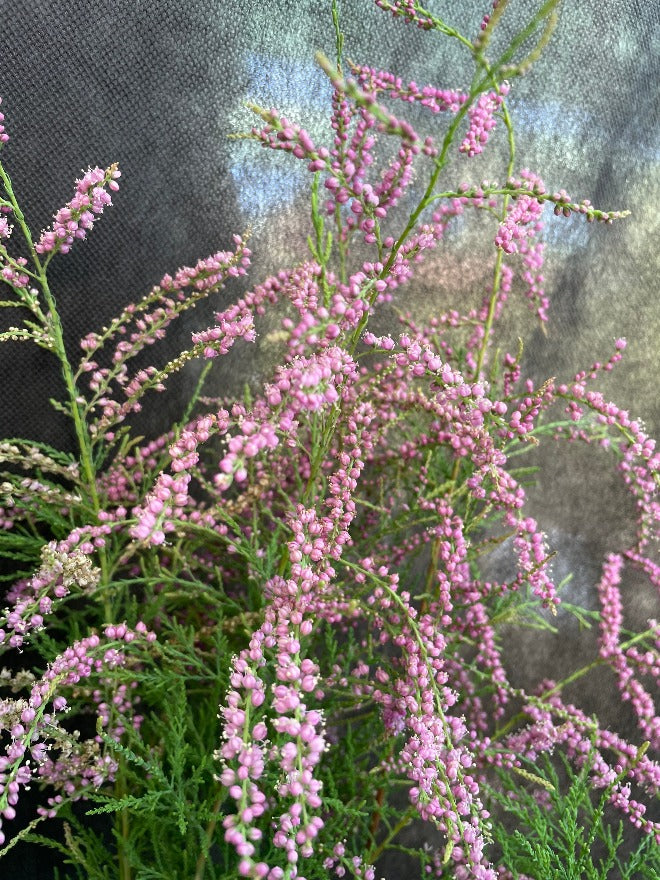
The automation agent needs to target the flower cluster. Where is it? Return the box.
[218,572,327,878]
[0,98,8,145]
[597,554,660,748]
[0,623,155,845]
[373,0,437,30]
[459,86,509,158]
[35,165,120,256]
[131,413,216,544]
[501,692,660,842]
[78,234,251,435]
[0,542,101,650]
[494,170,545,254]
[351,64,466,114]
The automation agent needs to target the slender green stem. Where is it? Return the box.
[366,806,417,864]
[473,246,506,380]
[40,278,101,506]
[0,159,111,621]
[116,756,132,880]
[194,796,223,880]
[0,161,100,513]
[472,98,516,381]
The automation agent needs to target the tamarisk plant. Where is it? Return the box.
[0,1,658,878]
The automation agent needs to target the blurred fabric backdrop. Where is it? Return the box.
[0,0,658,876]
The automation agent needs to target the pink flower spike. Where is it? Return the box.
[0,97,8,144]
[35,163,119,257]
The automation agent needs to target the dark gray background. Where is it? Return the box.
[0,1,658,876]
